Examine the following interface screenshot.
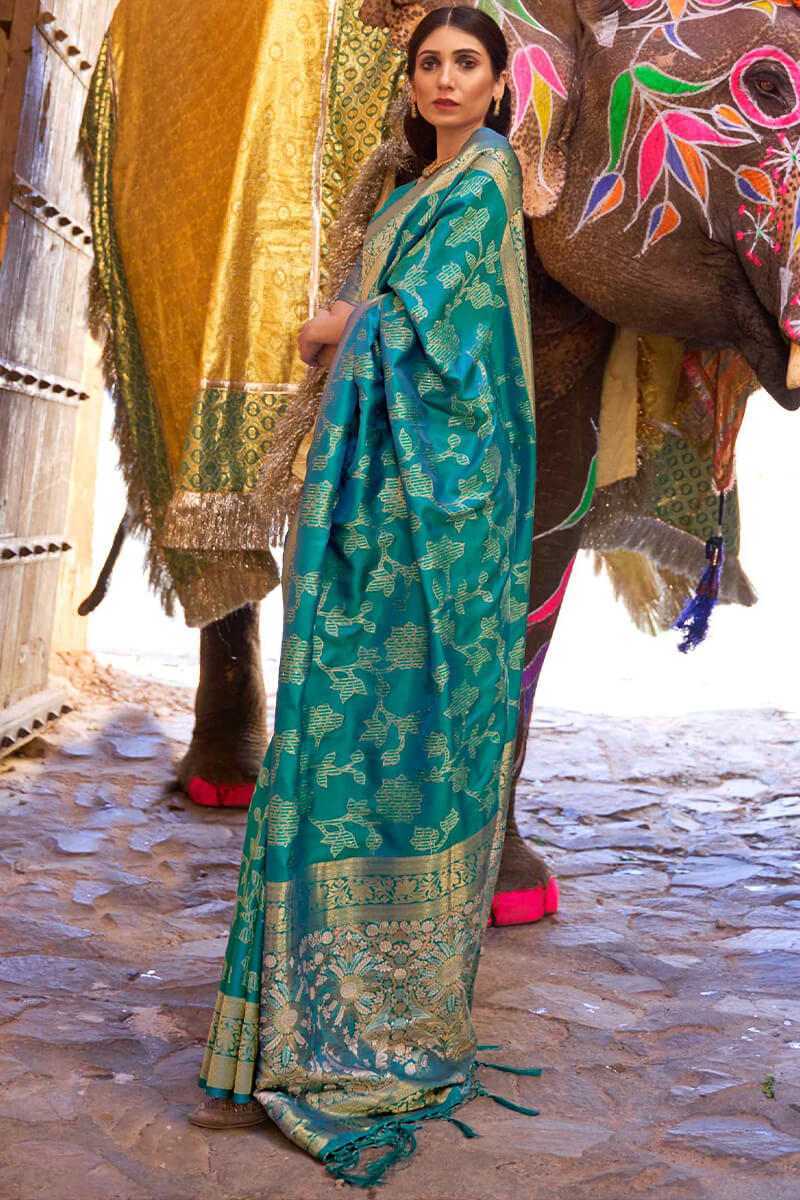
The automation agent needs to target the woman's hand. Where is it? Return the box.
[298,314,327,366]
[297,301,354,367]
[316,343,336,369]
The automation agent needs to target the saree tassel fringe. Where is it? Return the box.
[475,1060,543,1077]
[324,1122,419,1189]
[321,1066,540,1188]
[674,496,726,653]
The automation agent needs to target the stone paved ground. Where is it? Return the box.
[1,656,800,1199]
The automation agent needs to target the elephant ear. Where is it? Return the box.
[503,6,577,216]
[359,0,431,50]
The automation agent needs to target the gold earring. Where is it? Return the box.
[411,96,418,118]
[493,95,501,116]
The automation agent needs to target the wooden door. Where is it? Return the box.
[0,0,117,753]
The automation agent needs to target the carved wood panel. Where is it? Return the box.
[0,0,118,751]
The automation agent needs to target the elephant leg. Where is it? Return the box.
[493,357,604,917]
[177,602,267,808]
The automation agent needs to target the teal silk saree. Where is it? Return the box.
[200,128,537,1183]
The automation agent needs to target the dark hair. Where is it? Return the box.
[404,5,511,163]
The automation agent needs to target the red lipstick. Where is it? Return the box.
[433,98,458,109]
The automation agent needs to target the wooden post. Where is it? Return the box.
[0,1,118,754]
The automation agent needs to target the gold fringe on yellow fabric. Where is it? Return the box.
[585,492,757,635]
[589,323,758,633]
[82,9,405,625]
[591,550,676,637]
[161,491,272,553]
[87,257,181,617]
[253,366,328,543]
[90,256,281,624]
[255,128,415,540]
[179,556,280,629]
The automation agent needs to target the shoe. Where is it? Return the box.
[188,1098,267,1129]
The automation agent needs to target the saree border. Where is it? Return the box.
[199,812,503,1099]
[261,812,501,933]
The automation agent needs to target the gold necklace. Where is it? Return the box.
[421,152,458,178]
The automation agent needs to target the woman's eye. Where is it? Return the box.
[458,58,477,69]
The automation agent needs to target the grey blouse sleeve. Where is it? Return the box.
[335,258,362,306]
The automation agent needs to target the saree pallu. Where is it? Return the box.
[200,129,536,1183]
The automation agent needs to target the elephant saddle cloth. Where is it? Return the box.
[587,330,758,634]
[81,0,405,626]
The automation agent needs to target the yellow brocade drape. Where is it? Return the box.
[86,0,404,623]
[111,0,334,479]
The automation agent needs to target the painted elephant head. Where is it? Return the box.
[509,0,800,409]
[361,0,800,408]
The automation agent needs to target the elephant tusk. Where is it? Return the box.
[788,342,800,391]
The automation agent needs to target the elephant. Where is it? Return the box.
[85,0,800,913]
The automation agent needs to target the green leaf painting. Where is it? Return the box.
[477,0,503,24]
[608,71,633,171]
[633,64,713,96]
[492,0,549,33]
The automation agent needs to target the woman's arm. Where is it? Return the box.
[297,299,354,365]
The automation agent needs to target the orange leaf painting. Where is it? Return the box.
[644,202,681,250]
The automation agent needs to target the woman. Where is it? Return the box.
[189,6,537,1184]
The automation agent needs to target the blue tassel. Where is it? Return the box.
[674,496,725,653]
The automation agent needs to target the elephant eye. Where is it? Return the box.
[742,62,794,118]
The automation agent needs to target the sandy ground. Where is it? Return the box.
[1,654,799,1198]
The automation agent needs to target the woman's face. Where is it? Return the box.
[411,26,503,136]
